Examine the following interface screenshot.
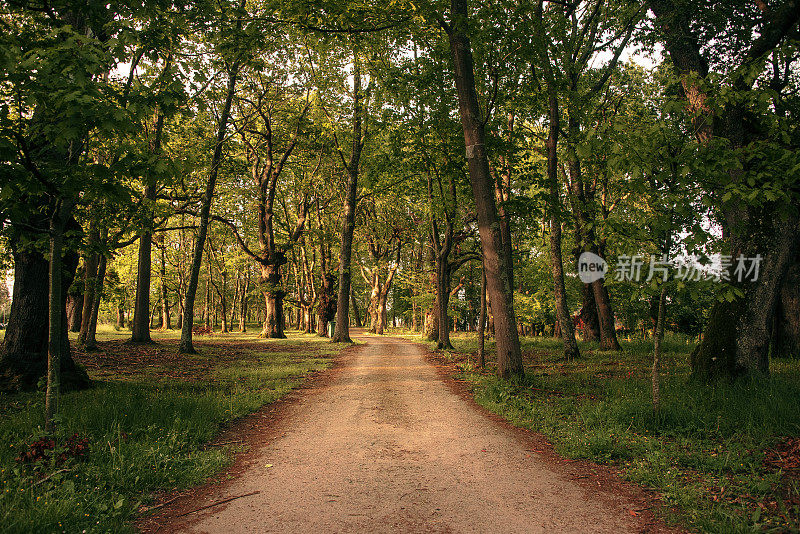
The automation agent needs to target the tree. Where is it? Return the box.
[332,51,368,343]
[648,0,800,378]
[226,70,312,338]
[178,44,242,352]
[438,0,524,379]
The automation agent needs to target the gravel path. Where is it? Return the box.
[157,333,664,533]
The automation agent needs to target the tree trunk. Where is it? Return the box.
[0,234,89,392]
[260,262,286,338]
[179,62,239,353]
[649,0,800,379]
[219,289,229,334]
[478,262,486,368]
[77,244,98,346]
[66,272,83,333]
[332,52,364,344]
[83,252,107,350]
[239,273,248,332]
[446,0,523,379]
[774,259,800,357]
[317,272,336,335]
[545,93,580,360]
[577,283,600,342]
[436,259,453,350]
[689,217,798,378]
[116,306,125,329]
[131,188,156,343]
[375,272,396,336]
[159,233,171,330]
[45,209,66,433]
[652,285,666,411]
[592,279,620,350]
[350,289,362,328]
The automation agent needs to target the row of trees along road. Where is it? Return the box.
[0,0,798,429]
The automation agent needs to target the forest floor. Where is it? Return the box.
[0,327,347,533]
[409,331,800,533]
[139,331,672,534]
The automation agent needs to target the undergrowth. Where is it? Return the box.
[0,329,344,533]
[409,331,800,533]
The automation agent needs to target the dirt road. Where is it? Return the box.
[149,333,667,533]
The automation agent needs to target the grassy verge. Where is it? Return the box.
[0,327,347,533]
[404,331,800,533]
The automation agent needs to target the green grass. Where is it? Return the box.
[0,327,347,533]
[406,331,800,533]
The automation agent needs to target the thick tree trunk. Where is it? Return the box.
[592,279,620,350]
[577,283,600,342]
[376,276,395,336]
[649,0,800,379]
[67,294,83,332]
[332,167,358,342]
[690,215,799,378]
[179,63,239,353]
[446,0,523,378]
[260,262,286,338]
[435,259,453,350]
[425,243,439,342]
[0,235,89,392]
[366,271,380,333]
[66,265,83,332]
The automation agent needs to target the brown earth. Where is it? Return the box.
[139,332,676,533]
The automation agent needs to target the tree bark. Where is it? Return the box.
[445,0,523,378]
[0,230,89,392]
[66,266,83,332]
[545,93,580,360]
[576,283,600,342]
[158,233,171,330]
[131,194,156,342]
[77,237,99,346]
[333,53,365,343]
[45,207,67,433]
[82,252,107,350]
[179,63,239,353]
[435,258,453,350]
[652,285,666,411]
[239,272,248,332]
[350,289,362,328]
[774,259,800,356]
[260,262,286,338]
[478,261,486,368]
